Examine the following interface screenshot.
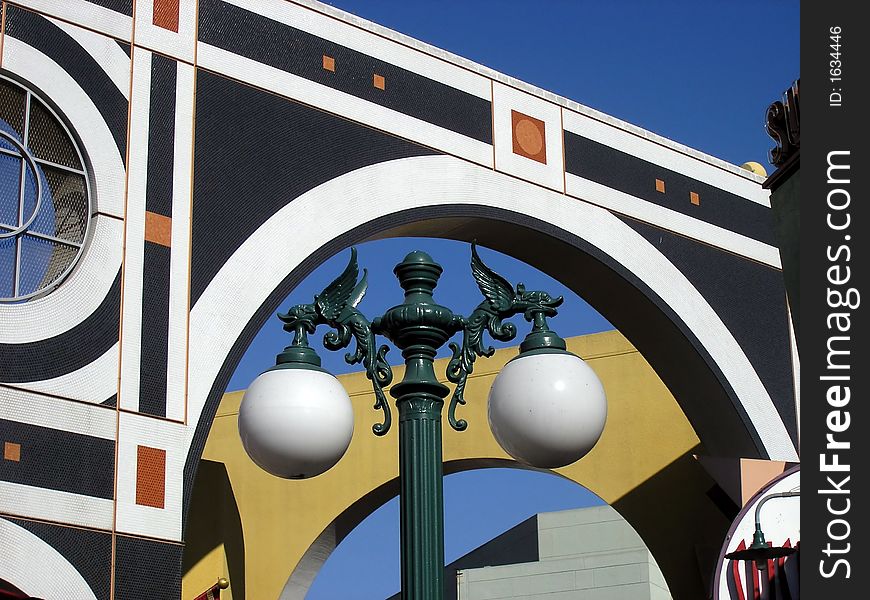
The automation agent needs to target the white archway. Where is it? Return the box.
[0,518,98,599]
[187,154,797,473]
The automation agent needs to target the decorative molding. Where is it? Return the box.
[766,79,799,168]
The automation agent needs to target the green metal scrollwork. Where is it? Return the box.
[277,249,394,435]
[322,307,394,436]
[274,244,566,436]
[446,243,564,431]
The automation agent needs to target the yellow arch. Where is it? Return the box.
[183,331,731,600]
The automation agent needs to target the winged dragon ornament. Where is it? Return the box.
[277,249,394,435]
[446,244,564,431]
[274,244,563,437]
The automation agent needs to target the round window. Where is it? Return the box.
[0,75,91,302]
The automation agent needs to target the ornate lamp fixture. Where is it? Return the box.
[725,490,800,570]
[238,244,607,598]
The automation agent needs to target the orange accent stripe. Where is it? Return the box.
[113,18,138,597]
[560,107,567,194]
[144,211,172,247]
[1,3,8,70]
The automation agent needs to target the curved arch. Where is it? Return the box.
[186,154,796,487]
[183,154,796,600]
[0,518,98,599]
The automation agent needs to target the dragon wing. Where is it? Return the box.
[470,243,515,312]
[348,269,368,308]
[316,248,363,321]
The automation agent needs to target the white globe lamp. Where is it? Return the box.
[488,332,606,469]
[238,360,353,479]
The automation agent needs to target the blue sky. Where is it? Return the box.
[226,2,799,597]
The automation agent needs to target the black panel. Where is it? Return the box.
[0,418,114,499]
[116,39,132,57]
[28,101,82,169]
[706,484,740,521]
[139,242,171,417]
[146,54,177,217]
[189,70,437,305]
[616,215,797,447]
[101,394,117,407]
[3,516,111,600]
[564,131,776,246]
[86,0,133,17]
[6,6,128,162]
[0,77,27,136]
[114,535,182,600]
[0,271,121,382]
[136,54,177,417]
[197,0,491,144]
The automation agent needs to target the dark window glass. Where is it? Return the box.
[28,101,82,169]
[0,76,90,302]
[0,79,27,137]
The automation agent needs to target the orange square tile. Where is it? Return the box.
[136,445,166,509]
[4,441,20,462]
[511,110,547,164]
[322,55,335,72]
[655,179,666,193]
[373,74,385,90]
[144,211,172,247]
[153,0,180,32]
[690,191,700,205]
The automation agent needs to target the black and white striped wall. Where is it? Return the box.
[0,1,798,598]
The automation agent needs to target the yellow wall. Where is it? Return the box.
[183,331,728,600]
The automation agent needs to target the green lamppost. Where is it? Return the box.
[237,244,607,598]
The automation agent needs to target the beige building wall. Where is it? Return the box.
[457,505,672,600]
